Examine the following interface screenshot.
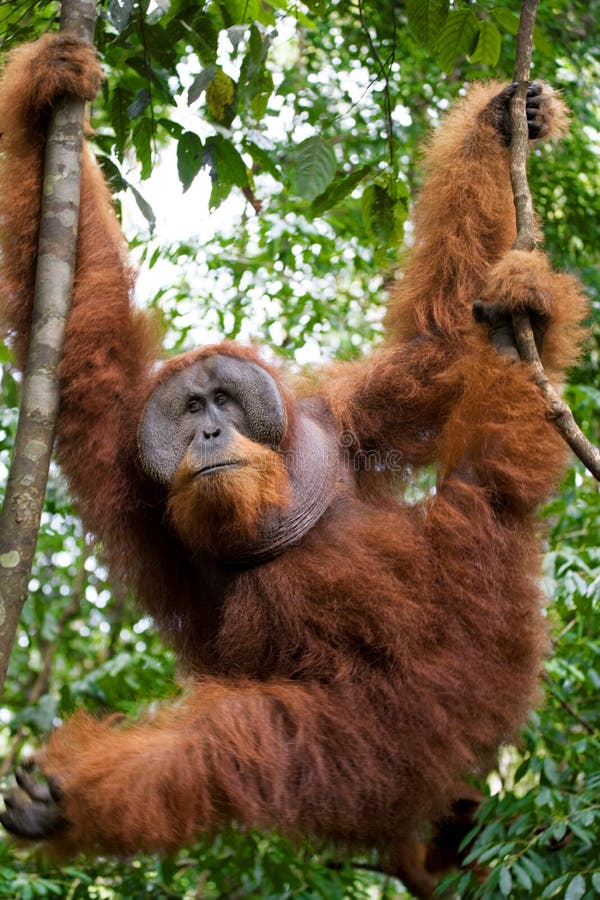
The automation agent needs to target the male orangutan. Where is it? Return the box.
[0,33,587,897]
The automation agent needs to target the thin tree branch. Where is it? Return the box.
[510,0,600,481]
[0,0,98,695]
[357,0,396,173]
[542,674,595,736]
[510,0,538,253]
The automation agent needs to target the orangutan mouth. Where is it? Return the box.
[194,460,244,477]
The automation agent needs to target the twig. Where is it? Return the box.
[542,674,595,736]
[357,0,396,173]
[509,0,600,481]
[0,0,98,695]
[327,859,398,878]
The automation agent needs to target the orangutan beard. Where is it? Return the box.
[167,433,291,557]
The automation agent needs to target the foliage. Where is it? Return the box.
[0,0,598,897]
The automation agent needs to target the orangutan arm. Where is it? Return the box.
[1,679,412,856]
[0,35,159,537]
[323,82,575,466]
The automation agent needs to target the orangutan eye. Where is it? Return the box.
[186,396,205,413]
[213,391,229,407]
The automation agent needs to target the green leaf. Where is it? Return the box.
[250,68,273,119]
[129,186,156,231]
[569,820,593,844]
[470,20,502,66]
[513,757,531,782]
[406,0,449,49]
[499,866,512,897]
[206,69,236,122]
[303,0,326,13]
[549,820,567,841]
[542,756,560,785]
[110,86,134,161]
[519,855,544,885]
[533,23,554,57]
[242,140,281,179]
[310,164,373,217]
[437,9,479,73]
[188,65,218,105]
[108,0,135,33]
[191,12,219,65]
[591,873,600,892]
[157,117,185,141]
[541,875,568,898]
[96,157,125,193]
[17,694,57,732]
[190,11,220,64]
[177,131,204,193]
[565,875,586,900]
[238,24,271,101]
[535,785,553,808]
[288,137,336,201]
[237,25,275,119]
[132,118,153,180]
[512,862,532,891]
[227,0,275,26]
[491,8,519,34]
[202,135,249,209]
[127,87,150,120]
[361,176,408,252]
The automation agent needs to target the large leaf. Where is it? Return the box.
[177,131,204,193]
[491,7,519,35]
[132,117,153,180]
[190,11,220,64]
[110,85,134,161]
[127,87,150,120]
[202,135,249,208]
[206,69,236,122]
[361,175,408,256]
[188,64,218,106]
[310,164,373,217]
[406,0,449,49]
[436,8,479,74]
[238,24,274,118]
[288,137,336,202]
[470,19,502,67]
[107,0,135,33]
[129,186,156,231]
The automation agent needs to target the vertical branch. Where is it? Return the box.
[510,0,539,252]
[509,0,600,481]
[357,0,397,174]
[0,0,98,694]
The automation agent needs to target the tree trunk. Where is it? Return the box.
[0,0,98,694]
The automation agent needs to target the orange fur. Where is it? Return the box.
[167,434,291,555]
[0,34,588,895]
[482,249,587,377]
[384,82,568,343]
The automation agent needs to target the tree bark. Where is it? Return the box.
[510,0,600,481]
[0,0,98,694]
